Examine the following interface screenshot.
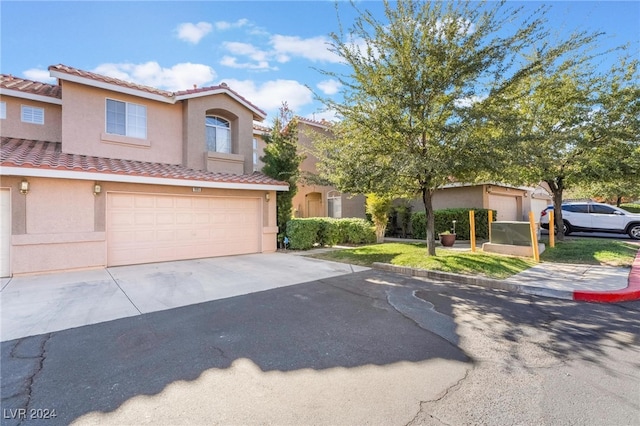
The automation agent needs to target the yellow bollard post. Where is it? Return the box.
[528,211,540,262]
[488,210,493,242]
[469,210,476,252]
[548,209,555,248]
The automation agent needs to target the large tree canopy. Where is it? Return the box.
[316,0,600,254]
[484,54,640,239]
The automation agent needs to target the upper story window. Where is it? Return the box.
[21,105,44,124]
[252,138,259,171]
[206,116,231,153]
[0,102,6,119]
[106,99,147,139]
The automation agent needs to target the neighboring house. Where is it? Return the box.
[408,182,552,222]
[292,117,366,219]
[0,65,288,277]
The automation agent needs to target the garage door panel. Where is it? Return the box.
[134,195,155,208]
[489,194,518,221]
[107,194,261,267]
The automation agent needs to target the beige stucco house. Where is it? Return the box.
[292,117,366,219]
[0,65,288,277]
[408,182,551,222]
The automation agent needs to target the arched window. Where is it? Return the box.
[206,116,231,153]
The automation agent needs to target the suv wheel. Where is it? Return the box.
[628,224,640,240]
[562,221,572,236]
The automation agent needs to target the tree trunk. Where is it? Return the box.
[374,223,386,243]
[616,196,622,207]
[546,178,565,242]
[422,187,436,256]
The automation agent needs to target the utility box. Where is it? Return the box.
[482,220,545,257]
[490,221,532,246]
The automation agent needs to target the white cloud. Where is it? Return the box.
[222,79,313,114]
[23,68,56,83]
[214,19,249,31]
[176,22,213,44]
[93,62,216,92]
[317,79,341,95]
[220,56,275,71]
[269,35,342,63]
[223,42,269,62]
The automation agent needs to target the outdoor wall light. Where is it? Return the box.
[20,179,30,195]
[93,182,102,196]
[265,192,271,202]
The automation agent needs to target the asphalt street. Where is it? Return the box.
[2,269,639,425]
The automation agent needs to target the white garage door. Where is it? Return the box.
[0,189,10,277]
[489,194,518,221]
[107,193,261,267]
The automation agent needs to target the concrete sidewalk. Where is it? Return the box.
[377,238,640,303]
[0,253,368,342]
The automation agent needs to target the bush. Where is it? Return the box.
[410,208,496,240]
[621,203,640,213]
[285,218,376,250]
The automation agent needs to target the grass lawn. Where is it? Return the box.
[310,239,639,279]
[311,243,536,279]
[539,237,638,267]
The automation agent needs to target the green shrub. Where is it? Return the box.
[285,217,375,249]
[285,218,322,249]
[621,203,640,213]
[410,208,496,240]
[338,218,377,244]
[318,218,341,246]
[411,211,427,240]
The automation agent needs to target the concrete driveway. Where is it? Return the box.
[0,253,368,342]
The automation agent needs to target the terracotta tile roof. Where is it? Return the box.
[296,116,333,128]
[48,64,266,117]
[0,74,61,99]
[1,137,288,188]
[48,64,174,98]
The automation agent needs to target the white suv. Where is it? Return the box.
[540,201,640,239]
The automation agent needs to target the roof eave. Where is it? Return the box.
[0,88,63,105]
[50,69,173,104]
[175,89,266,120]
[0,166,289,192]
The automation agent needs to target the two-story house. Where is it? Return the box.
[293,117,366,219]
[0,64,287,277]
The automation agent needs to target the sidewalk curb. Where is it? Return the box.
[371,263,574,300]
[573,251,640,303]
[371,262,639,303]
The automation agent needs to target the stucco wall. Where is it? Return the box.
[1,176,278,275]
[59,81,183,164]
[182,94,255,173]
[0,95,62,142]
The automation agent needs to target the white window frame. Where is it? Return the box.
[327,191,342,218]
[21,105,44,124]
[252,138,259,171]
[205,115,231,154]
[105,98,147,139]
[0,102,6,119]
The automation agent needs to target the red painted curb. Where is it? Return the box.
[573,249,640,303]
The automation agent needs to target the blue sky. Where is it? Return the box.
[2,1,638,123]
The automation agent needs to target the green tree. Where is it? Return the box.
[487,56,639,239]
[365,193,392,243]
[261,103,305,239]
[316,0,594,255]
